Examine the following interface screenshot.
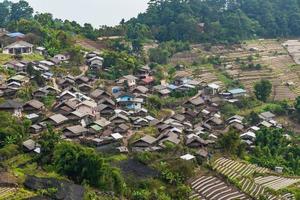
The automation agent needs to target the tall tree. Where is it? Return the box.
[218,129,245,157]
[0,3,9,27]
[295,96,300,114]
[10,0,33,21]
[254,79,272,102]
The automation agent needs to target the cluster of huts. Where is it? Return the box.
[0,30,282,158]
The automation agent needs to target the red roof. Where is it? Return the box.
[142,76,154,84]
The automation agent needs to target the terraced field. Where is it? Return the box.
[189,176,250,200]
[254,176,300,191]
[212,157,269,180]
[169,39,300,100]
[193,68,222,85]
[223,39,300,100]
[211,158,297,200]
[240,177,296,200]
[0,187,17,200]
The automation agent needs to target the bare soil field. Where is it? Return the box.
[170,39,300,100]
[75,37,107,51]
[170,51,201,65]
[224,39,300,100]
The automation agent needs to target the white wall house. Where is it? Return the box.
[3,40,33,55]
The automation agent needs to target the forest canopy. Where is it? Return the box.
[126,0,300,43]
[3,0,300,45]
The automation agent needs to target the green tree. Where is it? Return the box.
[254,79,272,102]
[53,142,124,195]
[219,129,245,157]
[34,13,54,27]
[220,103,238,118]
[0,112,31,147]
[159,159,195,185]
[149,48,170,64]
[0,2,9,27]
[295,96,300,114]
[37,125,60,164]
[66,47,84,66]
[132,39,143,53]
[147,95,163,110]
[56,30,73,49]
[127,23,152,41]
[102,50,140,79]
[16,84,33,101]
[246,111,260,125]
[82,23,98,40]
[251,128,300,175]
[10,0,33,21]
[173,185,191,200]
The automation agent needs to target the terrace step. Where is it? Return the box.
[189,175,249,200]
[0,187,17,199]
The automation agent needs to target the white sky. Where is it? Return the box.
[8,0,149,27]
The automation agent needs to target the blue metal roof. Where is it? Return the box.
[228,88,246,94]
[43,72,53,76]
[167,84,178,90]
[6,32,25,38]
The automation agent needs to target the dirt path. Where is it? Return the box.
[51,78,59,90]
[79,65,88,76]
[123,130,135,147]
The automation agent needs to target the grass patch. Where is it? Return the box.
[0,53,44,65]
[0,54,12,65]
[288,64,300,70]
[238,102,284,116]
[22,53,44,62]
[244,39,261,45]
[51,66,82,76]
[4,154,63,183]
[191,63,214,71]
[107,154,128,162]
[154,108,174,120]
[4,154,33,182]
[0,188,36,200]
[216,71,235,87]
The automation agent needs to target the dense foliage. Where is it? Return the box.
[126,0,300,43]
[101,50,141,79]
[149,40,190,64]
[254,79,272,102]
[295,96,300,116]
[218,129,245,157]
[0,112,31,148]
[0,1,98,58]
[37,126,60,164]
[1,0,101,40]
[53,142,124,195]
[251,128,300,175]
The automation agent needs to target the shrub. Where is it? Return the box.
[53,142,125,195]
[0,144,19,160]
[220,103,238,118]
[158,160,195,185]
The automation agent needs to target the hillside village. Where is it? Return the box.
[0,27,299,200]
[0,1,300,200]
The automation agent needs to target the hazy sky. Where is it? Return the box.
[11,0,149,27]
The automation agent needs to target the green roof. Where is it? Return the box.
[91,124,102,131]
[9,75,28,82]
